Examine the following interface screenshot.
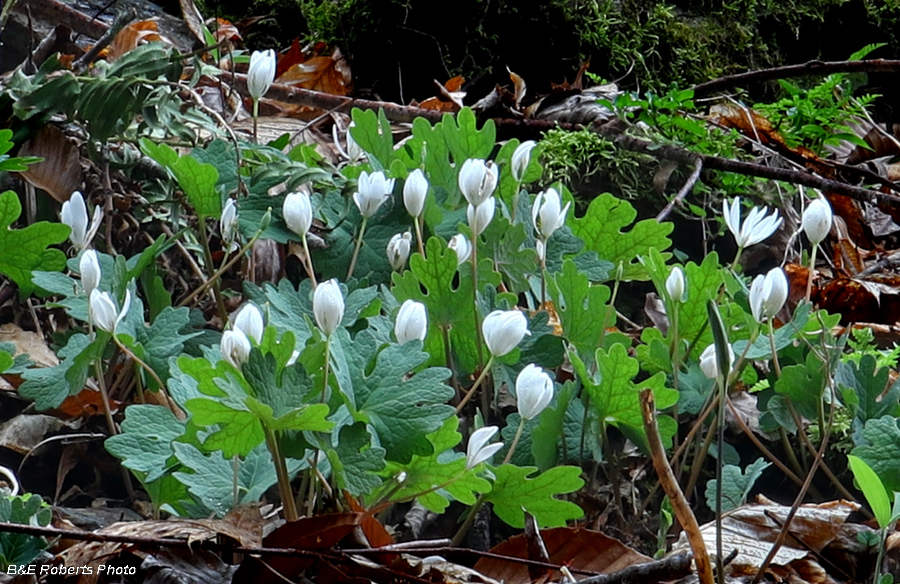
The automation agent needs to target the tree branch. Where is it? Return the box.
[691,59,900,97]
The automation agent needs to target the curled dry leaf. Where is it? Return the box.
[16,125,83,204]
[673,498,868,581]
[106,19,170,61]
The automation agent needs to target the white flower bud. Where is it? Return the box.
[466,426,503,470]
[394,299,427,344]
[700,342,734,381]
[233,303,264,344]
[61,191,102,251]
[749,267,789,323]
[220,198,239,252]
[532,188,570,241]
[516,364,553,420]
[353,171,395,218]
[801,196,833,246]
[90,289,131,334]
[221,329,252,369]
[313,278,344,336]
[283,191,313,238]
[448,234,471,266]
[247,49,276,100]
[666,266,686,303]
[386,232,412,271]
[511,140,536,182]
[403,169,428,218]
[467,197,495,238]
[79,250,101,297]
[458,159,499,207]
[482,309,530,357]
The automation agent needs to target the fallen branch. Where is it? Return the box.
[594,125,900,208]
[691,59,900,97]
[223,72,897,208]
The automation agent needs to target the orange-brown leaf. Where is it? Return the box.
[278,51,352,96]
[106,19,165,61]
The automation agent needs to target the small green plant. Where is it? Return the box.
[0,493,52,571]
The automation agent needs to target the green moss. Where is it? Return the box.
[540,128,656,203]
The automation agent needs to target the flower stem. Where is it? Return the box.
[264,427,298,521]
[347,216,368,280]
[766,315,781,377]
[502,418,526,464]
[470,236,485,368]
[730,245,745,272]
[805,244,818,303]
[197,219,229,325]
[321,334,332,403]
[414,215,426,258]
[456,355,495,413]
[301,233,318,288]
[252,98,259,144]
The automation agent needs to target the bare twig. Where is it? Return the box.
[656,158,703,221]
[575,552,693,584]
[640,389,714,584]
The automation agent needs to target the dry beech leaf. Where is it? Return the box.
[475,527,648,584]
[16,125,83,203]
[508,68,526,108]
[106,19,168,61]
[278,49,352,96]
[674,499,866,581]
[0,323,59,367]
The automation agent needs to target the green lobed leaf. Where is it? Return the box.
[374,416,491,513]
[547,259,613,366]
[131,306,199,390]
[325,423,386,497]
[0,493,52,569]
[853,417,900,494]
[574,343,678,451]
[172,442,304,518]
[569,193,673,281]
[837,355,900,445]
[481,216,538,294]
[19,333,104,410]
[441,108,496,168]
[0,191,68,296]
[105,404,185,482]
[484,464,584,528]
[350,108,395,169]
[392,236,505,373]
[140,140,220,218]
[704,457,770,513]
[345,329,454,463]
